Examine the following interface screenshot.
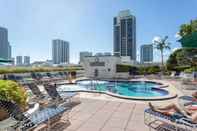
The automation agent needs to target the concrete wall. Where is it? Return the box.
[82,56,123,79]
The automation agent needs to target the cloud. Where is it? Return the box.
[152,36,162,43]
[174,32,181,39]
[172,47,180,52]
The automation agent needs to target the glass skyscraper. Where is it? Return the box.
[52,39,69,64]
[0,27,11,59]
[16,56,23,66]
[24,56,30,66]
[140,44,153,63]
[113,10,136,61]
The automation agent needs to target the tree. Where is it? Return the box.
[166,48,197,71]
[179,24,192,37]
[179,19,197,37]
[152,36,171,68]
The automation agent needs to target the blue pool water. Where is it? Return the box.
[58,80,169,98]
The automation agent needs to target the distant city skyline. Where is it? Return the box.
[0,0,196,63]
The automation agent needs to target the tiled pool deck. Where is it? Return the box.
[46,79,194,131]
[60,79,185,131]
[65,98,149,131]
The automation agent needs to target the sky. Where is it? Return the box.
[0,0,196,63]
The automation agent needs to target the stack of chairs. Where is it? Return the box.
[0,100,35,131]
[0,99,70,131]
[1,71,79,130]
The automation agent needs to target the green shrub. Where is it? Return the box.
[146,66,160,74]
[0,67,83,74]
[184,67,197,73]
[166,48,197,71]
[116,64,132,72]
[116,65,161,75]
[0,80,28,110]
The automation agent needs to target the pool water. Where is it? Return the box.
[58,80,169,98]
[94,82,168,97]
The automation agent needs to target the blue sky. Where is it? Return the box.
[0,0,196,63]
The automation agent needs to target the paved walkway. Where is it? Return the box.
[64,98,149,131]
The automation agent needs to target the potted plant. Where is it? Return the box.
[0,80,27,121]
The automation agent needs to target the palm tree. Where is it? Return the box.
[152,36,171,68]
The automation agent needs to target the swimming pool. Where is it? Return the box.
[58,79,172,99]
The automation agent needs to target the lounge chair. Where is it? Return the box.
[144,107,197,131]
[0,100,35,131]
[0,100,69,131]
[47,72,63,82]
[43,83,79,107]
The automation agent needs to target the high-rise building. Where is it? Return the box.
[52,39,69,64]
[8,44,11,59]
[24,56,30,66]
[140,44,153,63]
[113,10,136,61]
[79,51,92,63]
[11,57,15,65]
[16,56,23,66]
[0,27,9,59]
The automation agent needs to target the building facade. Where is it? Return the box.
[8,44,11,59]
[16,56,23,66]
[24,56,30,66]
[0,27,10,59]
[79,51,92,63]
[140,44,153,63]
[113,10,136,61]
[52,39,69,64]
[11,57,15,65]
[82,56,122,78]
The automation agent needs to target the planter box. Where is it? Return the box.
[0,108,9,121]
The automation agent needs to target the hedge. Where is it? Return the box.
[116,64,161,75]
[0,67,83,74]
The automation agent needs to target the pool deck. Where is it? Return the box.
[64,98,149,131]
[42,78,192,131]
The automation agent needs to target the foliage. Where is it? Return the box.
[0,80,28,110]
[184,67,197,73]
[116,64,161,75]
[116,64,133,72]
[0,67,83,74]
[146,66,160,74]
[152,36,171,66]
[179,19,197,37]
[138,66,161,75]
[166,48,197,71]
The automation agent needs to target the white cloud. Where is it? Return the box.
[175,32,181,39]
[172,47,180,52]
[152,36,162,43]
